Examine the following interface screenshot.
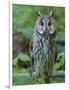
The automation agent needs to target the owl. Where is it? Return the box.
[30,11,58,82]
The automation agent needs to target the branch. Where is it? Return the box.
[52,70,65,77]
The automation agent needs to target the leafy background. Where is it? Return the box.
[12,4,65,85]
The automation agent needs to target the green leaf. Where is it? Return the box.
[19,53,30,61]
[38,77,45,84]
[57,52,64,66]
[13,56,19,66]
[13,53,30,66]
[57,52,64,60]
[53,63,61,70]
[53,52,65,70]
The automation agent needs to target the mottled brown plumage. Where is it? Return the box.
[30,11,58,81]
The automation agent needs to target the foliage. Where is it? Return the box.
[13,53,30,67]
[53,52,65,70]
[19,53,30,61]
[13,52,65,85]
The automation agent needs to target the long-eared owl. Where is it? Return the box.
[30,11,58,80]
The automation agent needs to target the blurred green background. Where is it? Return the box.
[12,4,65,85]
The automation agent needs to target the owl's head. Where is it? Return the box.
[35,11,56,35]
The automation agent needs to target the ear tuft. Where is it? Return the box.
[37,11,42,17]
[49,11,53,17]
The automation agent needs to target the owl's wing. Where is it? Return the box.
[54,44,58,63]
[29,38,33,57]
[29,38,34,66]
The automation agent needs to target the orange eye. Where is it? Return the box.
[48,21,51,26]
[40,21,44,26]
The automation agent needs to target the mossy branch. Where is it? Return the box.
[52,70,65,77]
